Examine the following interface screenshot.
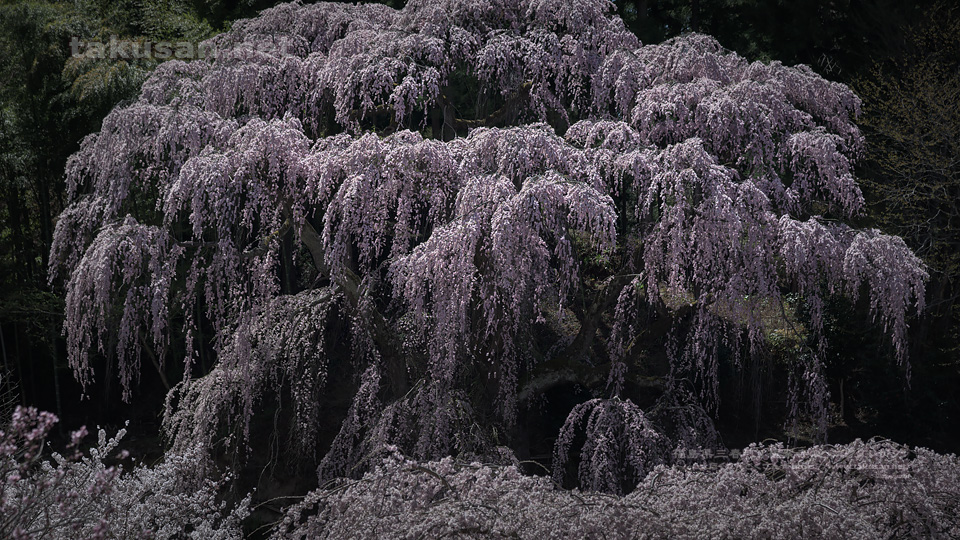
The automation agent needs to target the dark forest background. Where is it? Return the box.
[1,0,957,462]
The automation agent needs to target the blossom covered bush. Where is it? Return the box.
[48,0,932,507]
[0,406,248,539]
[274,441,960,539]
[7,404,960,536]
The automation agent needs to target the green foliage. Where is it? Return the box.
[856,3,960,323]
[0,0,275,416]
[846,2,960,450]
[615,0,932,77]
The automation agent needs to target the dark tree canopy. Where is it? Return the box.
[50,0,926,493]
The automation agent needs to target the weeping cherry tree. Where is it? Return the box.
[49,0,926,494]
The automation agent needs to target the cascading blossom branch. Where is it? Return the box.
[50,0,926,492]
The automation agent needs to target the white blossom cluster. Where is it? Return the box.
[275,440,960,539]
[1,407,248,539]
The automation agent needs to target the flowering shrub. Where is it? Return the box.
[0,406,248,539]
[274,441,960,539]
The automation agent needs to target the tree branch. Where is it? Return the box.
[295,219,408,396]
[443,81,534,131]
[518,275,649,402]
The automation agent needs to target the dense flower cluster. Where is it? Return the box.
[1,407,248,539]
[50,0,927,495]
[274,440,960,539]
